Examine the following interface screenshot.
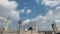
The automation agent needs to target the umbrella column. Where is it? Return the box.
[4,19,10,32]
[51,20,57,34]
[18,20,22,34]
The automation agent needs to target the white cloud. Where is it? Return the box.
[18,9,31,14]
[0,17,7,25]
[18,9,25,14]
[0,0,20,21]
[0,0,18,10]
[41,0,60,23]
[55,20,60,23]
[41,0,60,7]
[23,19,31,25]
[36,0,41,4]
[26,9,32,14]
[23,14,53,31]
[0,0,22,29]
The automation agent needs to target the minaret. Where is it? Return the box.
[35,20,38,32]
[0,17,10,34]
[4,17,10,32]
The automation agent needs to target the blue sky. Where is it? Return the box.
[15,0,47,20]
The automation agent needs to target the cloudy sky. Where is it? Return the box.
[0,0,60,31]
